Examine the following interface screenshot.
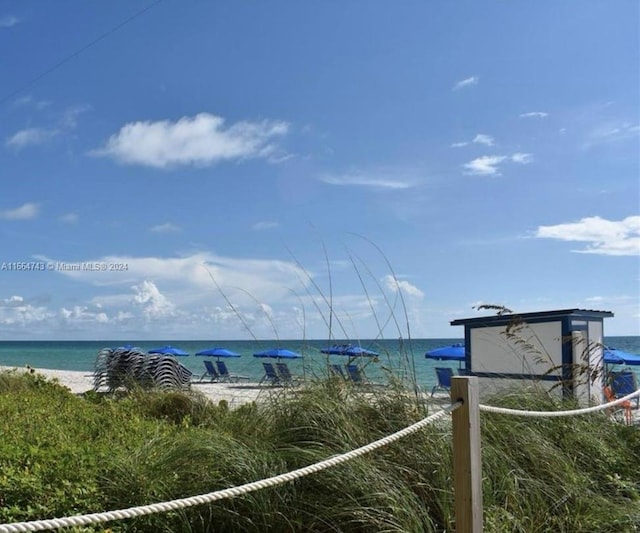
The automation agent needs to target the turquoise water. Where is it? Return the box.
[1,337,638,390]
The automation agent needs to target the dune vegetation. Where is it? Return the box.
[1,369,640,532]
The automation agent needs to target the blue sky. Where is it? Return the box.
[0,1,638,340]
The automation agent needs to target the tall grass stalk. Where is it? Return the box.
[1,372,640,531]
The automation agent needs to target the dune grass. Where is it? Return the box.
[1,370,640,532]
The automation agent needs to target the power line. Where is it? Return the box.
[0,0,164,106]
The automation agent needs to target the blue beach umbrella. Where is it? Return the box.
[148,345,189,356]
[321,343,379,366]
[321,344,353,355]
[425,343,465,369]
[321,344,378,357]
[253,348,303,360]
[604,347,640,366]
[195,348,241,360]
[340,346,379,366]
[425,343,465,362]
[344,346,378,357]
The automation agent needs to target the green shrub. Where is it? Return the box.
[1,370,640,531]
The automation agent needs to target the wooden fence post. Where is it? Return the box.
[451,376,483,532]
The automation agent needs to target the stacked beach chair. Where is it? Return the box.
[93,346,192,392]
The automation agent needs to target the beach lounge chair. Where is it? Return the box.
[329,363,346,379]
[146,356,192,390]
[610,370,639,408]
[176,362,193,388]
[259,362,281,386]
[215,360,249,383]
[346,364,367,384]
[275,362,299,386]
[199,360,221,382]
[604,385,633,425]
[431,367,453,396]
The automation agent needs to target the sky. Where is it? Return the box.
[0,1,638,341]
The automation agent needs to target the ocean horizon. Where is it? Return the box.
[1,336,638,389]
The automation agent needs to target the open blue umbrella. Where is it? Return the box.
[321,344,353,355]
[195,347,240,360]
[321,344,378,357]
[148,345,189,356]
[253,348,302,360]
[322,344,379,368]
[425,343,465,361]
[344,346,378,357]
[604,347,640,366]
[425,343,466,370]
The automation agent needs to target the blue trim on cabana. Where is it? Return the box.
[464,324,472,370]
[561,316,574,391]
[452,309,613,400]
[451,308,613,328]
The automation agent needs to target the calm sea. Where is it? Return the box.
[1,337,638,389]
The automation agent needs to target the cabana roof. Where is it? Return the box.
[451,308,613,327]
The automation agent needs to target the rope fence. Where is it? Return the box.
[479,387,640,417]
[0,402,462,533]
[2,380,639,532]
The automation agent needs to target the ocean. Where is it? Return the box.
[1,337,639,390]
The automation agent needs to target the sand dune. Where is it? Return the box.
[0,365,265,407]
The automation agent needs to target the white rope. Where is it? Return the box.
[479,388,640,417]
[0,402,461,532]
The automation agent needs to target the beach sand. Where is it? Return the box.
[0,365,265,407]
[1,365,460,412]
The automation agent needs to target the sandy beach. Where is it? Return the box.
[0,365,266,407]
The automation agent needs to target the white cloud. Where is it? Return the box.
[6,105,89,150]
[451,134,495,148]
[59,305,109,326]
[253,221,280,230]
[519,112,548,119]
[59,213,78,223]
[12,96,49,109]
[35,252,311,303]
[93,113,289,168]
[536,216,640,256]
[463,153,533,175]
[511,152,533,164]
[382,275,424,299]
[453,76,479,91]
[463,155,507,176]
[473,134,494,146]
[60,104,91,129]
[0,295,52,328]
[132,280,175,320]
[0,15,20,28]
[319,172,414,190]
[150,222,180,233]
[584,121,640,148]
[0,295,25,306]
[19,251,315,337]
[13,249,439,339]
[6,127,58,149]
[0,202,39,220]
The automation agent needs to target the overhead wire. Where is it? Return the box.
[0,0,164,106]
